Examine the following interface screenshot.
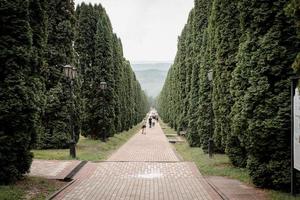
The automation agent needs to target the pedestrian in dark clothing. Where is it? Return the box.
[141,121,146,134]
[149,117,152,128]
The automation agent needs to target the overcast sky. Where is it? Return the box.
[75,0,194,63]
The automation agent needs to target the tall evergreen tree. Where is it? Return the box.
[195,0,213,152]
[112,34,123,132]
[76,4,148,139]
[176,25,188,132]
[181,10,195,135]
[158,0,300,190]
[186,0,209,147]
[28,0,48,148]
[0,0,39,183]
[75,3,98,138]
[232,0,299,188]
[92,7,115,138]
[286,0,300,72]
[206,0,240,153]
[210,0,240,152]
[37,0,77,149]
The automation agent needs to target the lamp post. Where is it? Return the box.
[63,65,77,158]
[100,81,107,141]
[207,69,213,159]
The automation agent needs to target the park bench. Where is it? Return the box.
[166,133,184,144]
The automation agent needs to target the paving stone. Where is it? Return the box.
[54,123,222,200]
[28,121,269,200]
[56,162,221,200]
[28,159,81,180]
[108,124,179,162]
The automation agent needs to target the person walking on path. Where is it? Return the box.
[152,116,155,127]
[148,117,152,128]
[141,119,146,134]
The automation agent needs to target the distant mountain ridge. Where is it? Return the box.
[132,63,171,71]
[132,63,171,98]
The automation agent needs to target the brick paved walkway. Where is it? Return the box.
[54,122,222,200]
[108,123,179,162]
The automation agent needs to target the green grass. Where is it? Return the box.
[160,121,300,200]
[32,124,141,161]
[0,177,65,200]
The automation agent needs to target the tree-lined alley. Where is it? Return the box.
[158,0,300,190]
[0,0,149,184]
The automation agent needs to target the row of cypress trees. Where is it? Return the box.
[158,0,300,190]
[75,3,149,139]
[0,0,148,184]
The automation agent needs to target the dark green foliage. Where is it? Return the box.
[93,7,116,138]
[232,0,299,189]
[286,0,300,71]
[0,0,147,184]
[197,28,212,152]
[0,0,38,184]
[35,0,79,149]
[181,10,195,135]
[196,0,213,153]
[75,3,149,139]
[186,0,209,147]
[158,0,300,190]
[28,0,47,146]
[211,0,240,153]
[112,35,123,133]
[175,25,188,132]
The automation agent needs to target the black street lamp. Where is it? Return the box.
[207,69,213,159]
[100,81,107,141]
[63,65,77,158]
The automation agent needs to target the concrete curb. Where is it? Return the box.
[46,180,76,200]
[63,160,88,181]
[46,161,88,200]
[205,177,229,200]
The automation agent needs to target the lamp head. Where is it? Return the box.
[100,81,107,90]
[63,65,77,80]
[207,69,213,81]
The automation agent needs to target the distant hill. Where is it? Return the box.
[132,63,170,71]
[132,63,171,98]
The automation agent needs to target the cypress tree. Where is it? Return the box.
[28,0,48,148]
[212,0,240,152]
[29,0,47,73]
[194,0,213,152]
[94,8,116,138]
[182,10,195,135]
[75,4,147,139]
[158,0,300,191]
[83,5,115,139]
[37,0,77,149]
[286,0,300,71]
[232,0,299,189]
[0,0,38,183]
[160,26,190,132]
[75,3,98,137]
[75,3,97,90]
[187,0,210,147]
[112,35,123,132]
[197,29,212,152]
